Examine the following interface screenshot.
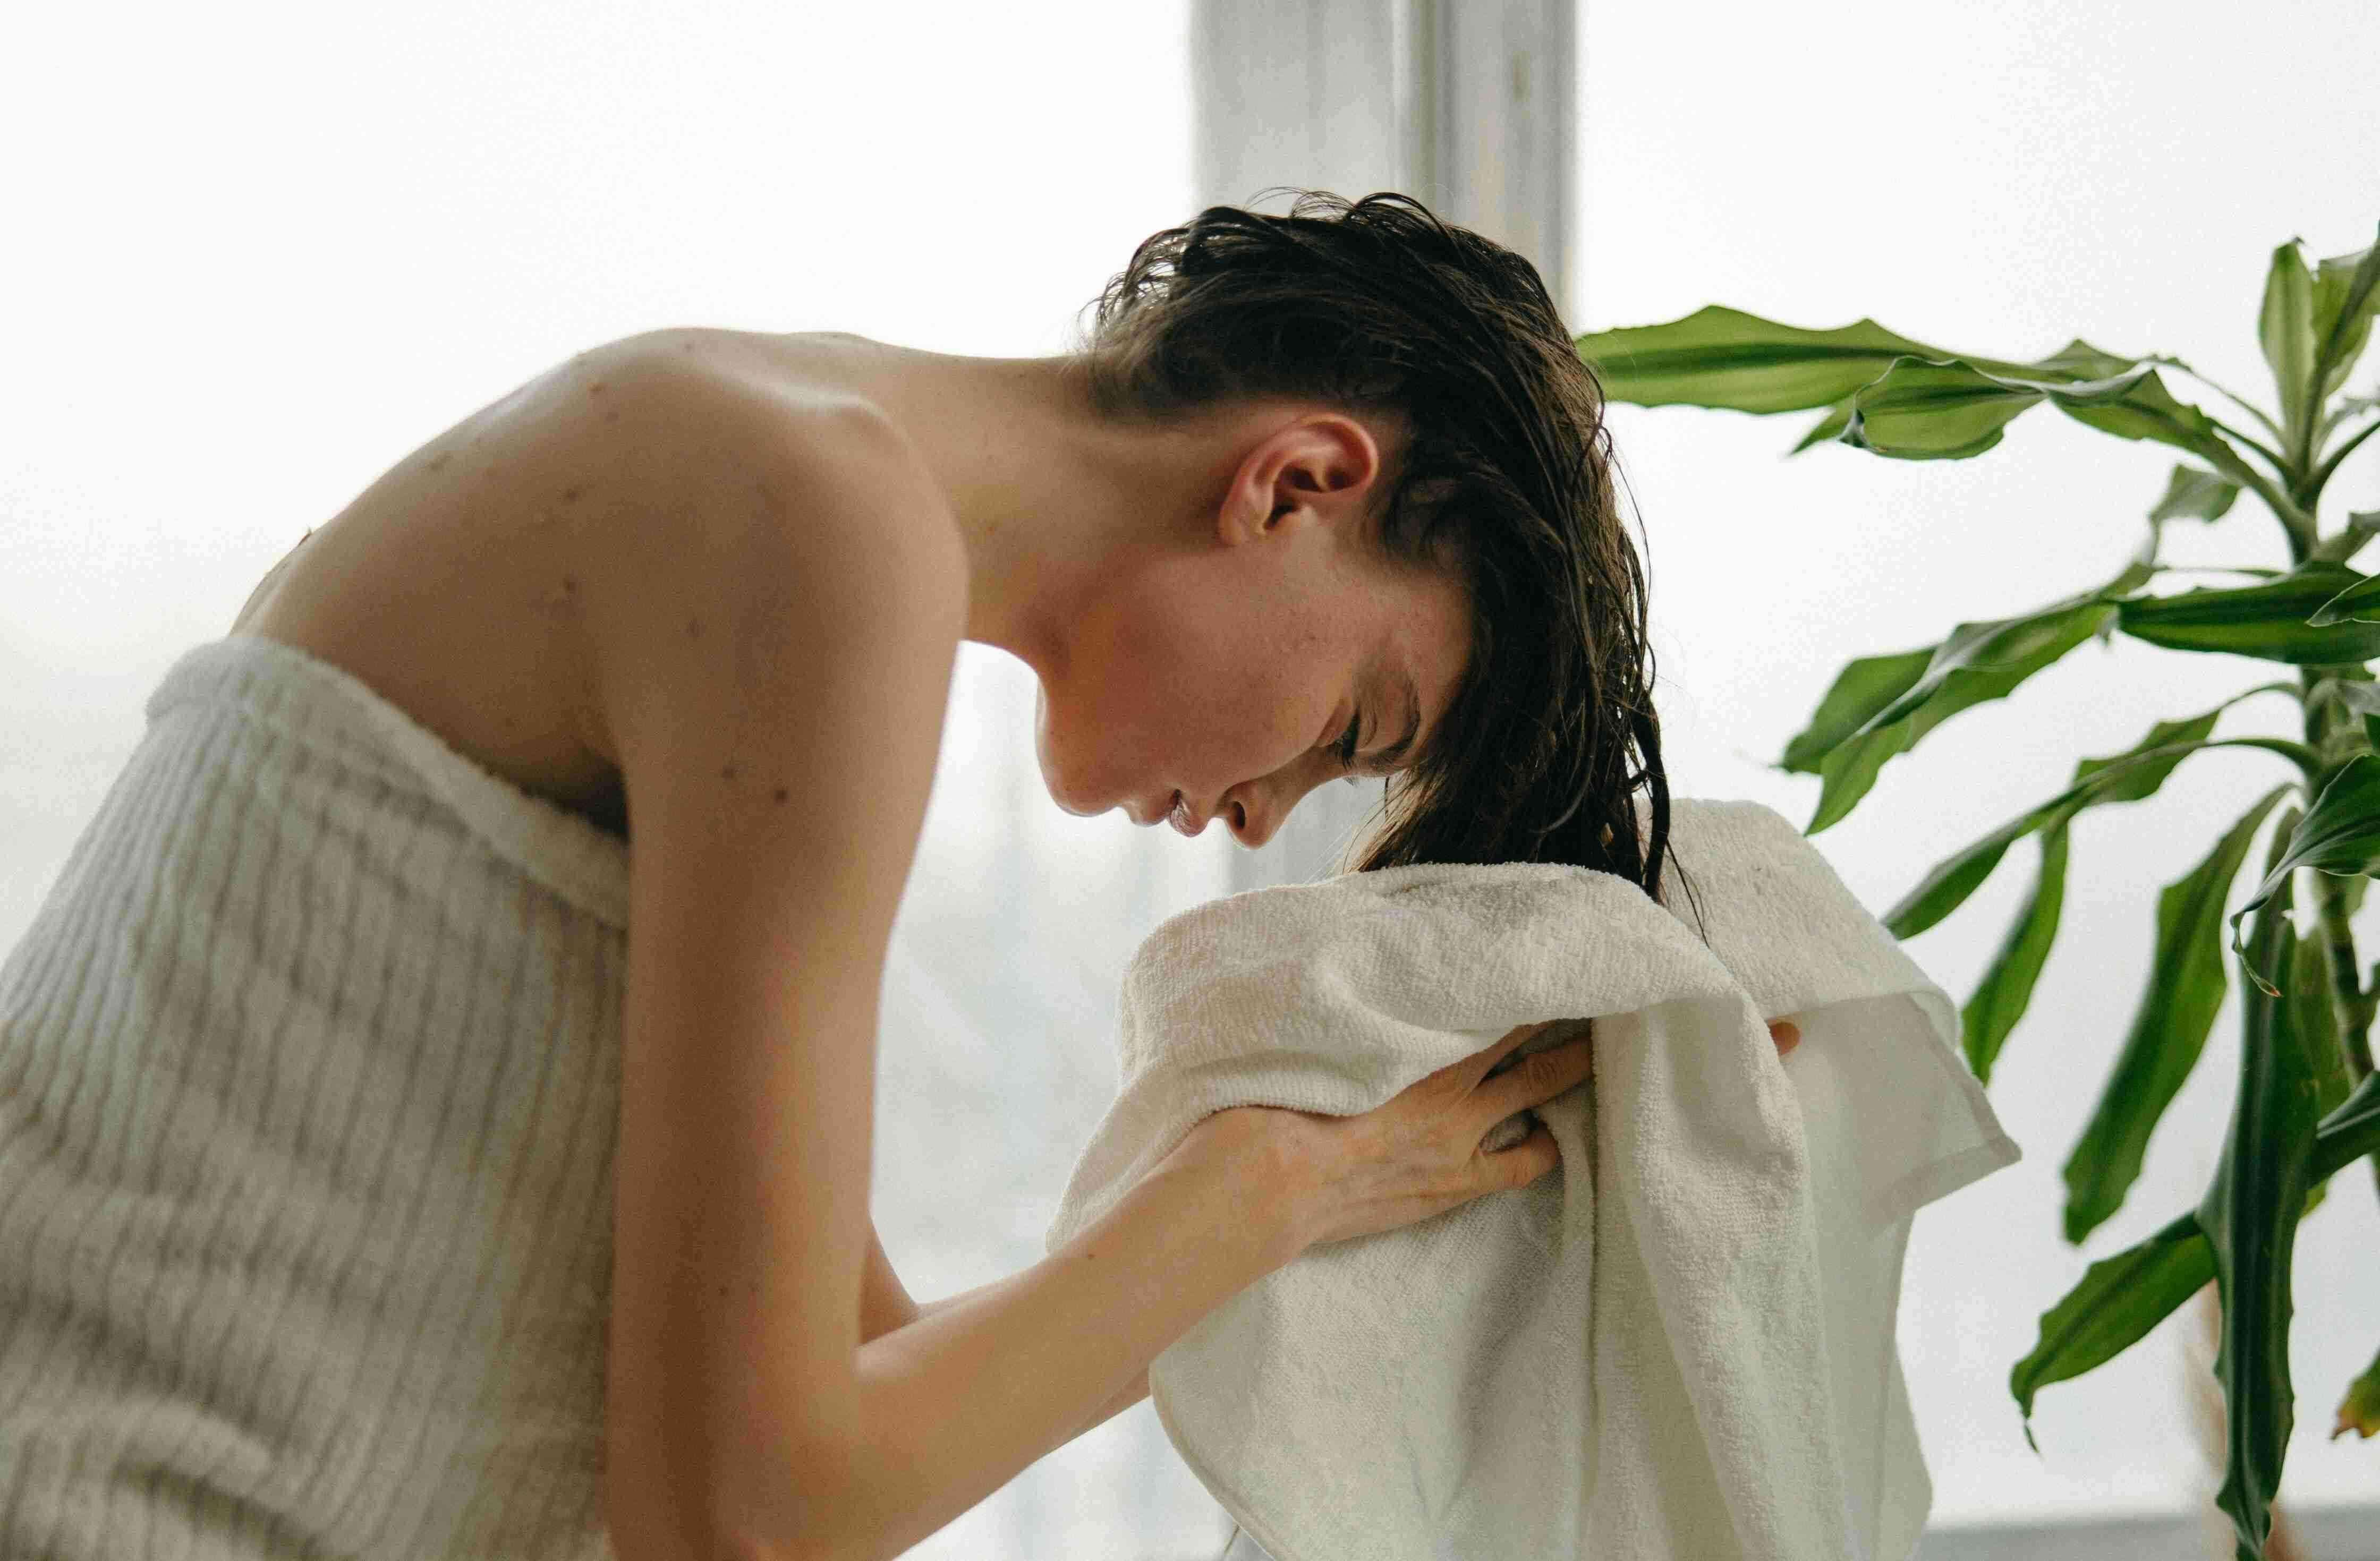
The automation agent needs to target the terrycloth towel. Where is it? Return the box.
[1046,798,2020,1561]
[0,634,629,1559]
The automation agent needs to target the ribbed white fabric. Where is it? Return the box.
[0,633,633,1560]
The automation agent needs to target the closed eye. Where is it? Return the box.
[1336,709,1363,780]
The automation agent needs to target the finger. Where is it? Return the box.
[1470,1032,1594,1128]
[1480,1122,1561,1191]
[1456,1018,1559,1090]
[1769,1019,1801,1055]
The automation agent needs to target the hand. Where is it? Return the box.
[1229,1016,1804,1253]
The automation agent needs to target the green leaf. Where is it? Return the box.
[2121,562,2380,663]
[2060,785,2293,1243]
[1838,355,2156,461]
[2311,228,2380,405]
[2069,707,2232,803]
[2148,464,2242,524]
[2321,395,2380,450]
[1805,598,2120,834]
[2010,1210,2212,1444]
[2336,1345,2380,1441]
[1789,395,1856,454]
[1962,818,2069,1084]
[2026,337,2141,380]
[2314,1071,2380,1178]
[1884,703,2233,938]
[2231,754,2380,992]
[2258,240,2318,446]
[1574,306,1951,414]
[2307,568,2380,626]
[2198,888,2326,1560]
[1778,647,1934,773]
[2058,366,2259,486]
[2290,925,2352,1122]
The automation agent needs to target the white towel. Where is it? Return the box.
[1046,798,2019,1561]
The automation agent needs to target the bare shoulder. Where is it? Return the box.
[528,328,971,767]
[219,327,962,844]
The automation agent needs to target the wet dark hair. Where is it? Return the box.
[1078,188,1685,909]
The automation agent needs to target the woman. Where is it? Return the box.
[0,190,1795,1560]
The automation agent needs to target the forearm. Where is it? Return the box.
[868,1265,1149,1442]
[806,1119,1309,1561]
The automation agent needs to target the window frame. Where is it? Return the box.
[1194,0,1575,894]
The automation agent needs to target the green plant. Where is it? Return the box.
[1574,227,2380,1561]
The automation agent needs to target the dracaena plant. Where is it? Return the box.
[1575,227,2380,1561]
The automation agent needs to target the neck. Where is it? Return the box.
[813,339,1254,685]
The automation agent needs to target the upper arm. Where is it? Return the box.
[567,351,966,1547]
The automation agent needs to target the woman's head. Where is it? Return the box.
[1073,189,1672,901]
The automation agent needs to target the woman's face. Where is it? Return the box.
[1032,413,1470,848]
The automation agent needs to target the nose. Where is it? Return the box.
[1223,792,1268,847]
[1223,781,1299,849]
[1223,756,1346,850]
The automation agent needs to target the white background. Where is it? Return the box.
[1,1,2374,1553]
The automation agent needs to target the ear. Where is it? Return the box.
[1216,413,1388,549]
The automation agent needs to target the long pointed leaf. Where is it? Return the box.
[1778,647,1933,773]
[2148,463,2242,524]
[1842,355,2155,461]
[2306,568,2380,626]
[2121,562,2380,663]
[2009,1210,2212,1446]
[2061,786,2293,1243]
[1573,306,1948,413]
[2027,338,2143,380]
[2230,754,2380,992]
[2320,394,2380,450]
[2311,227,2380,404]
[1786,555,2161,790]
[2067,707,2231,803]
[1806,600,2118,834]
[2197,892,2325,1559]
[2258,240,2318,445]
[1884,702,2235,938]
[2293,931,2353,1123]
[1962,819,2069,1084]
[1575,308,2122,422]
[2058,366,2262,490]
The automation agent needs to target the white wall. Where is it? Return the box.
[1574,0,2380,1525]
